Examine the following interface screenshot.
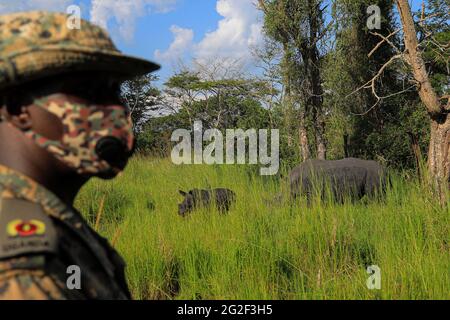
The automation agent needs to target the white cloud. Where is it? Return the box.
[90,0,178,42]
[195,0,262,59]
[0,0,73,14]
[154,25,194,62]
[154,0,263,66]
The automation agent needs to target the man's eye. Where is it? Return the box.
[64,81,123,104]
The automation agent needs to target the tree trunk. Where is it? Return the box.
[407,131,423,182]
[343,134,350,158]
[428,115,450,201]
[396,0,449,203]
[311,102,326,160]
[306,0,326,160]
[396,0,442,116]
[282,43,294,148]
[299,108,310,161]
[315,113,327,160]
[283,88,293,149]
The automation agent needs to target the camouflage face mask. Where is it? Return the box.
[23,94,135,178]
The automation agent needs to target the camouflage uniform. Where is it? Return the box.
[0,11,159,90]
[0,165,131,299]
[0,11,160,300]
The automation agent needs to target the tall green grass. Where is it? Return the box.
[75,156,450,300]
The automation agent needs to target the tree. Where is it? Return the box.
[323,0,431,170]
[259,0,330,160]
[251,37,284,129]
[138,61,275,156]
[396,0,449,202]
[366,0,449,201]
[164,60,274,130]
[120,73,161,135]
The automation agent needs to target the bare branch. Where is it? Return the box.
[396,0,442,116]
[368,29,401,57]
[346,54,403,99]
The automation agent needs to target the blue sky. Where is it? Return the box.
[0,0,424,85]
[53,0,263,84]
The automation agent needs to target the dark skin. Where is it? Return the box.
[0,72,127,206]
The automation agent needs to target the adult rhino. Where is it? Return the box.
[290,158,387,203]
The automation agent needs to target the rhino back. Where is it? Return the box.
[289,158,386,198]
[214,189,236,203]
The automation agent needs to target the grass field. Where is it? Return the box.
[74,156,450,300]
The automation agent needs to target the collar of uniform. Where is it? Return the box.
[0,164,74,220]
[0,164,121,284]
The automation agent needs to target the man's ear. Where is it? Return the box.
[179,190,187,196]
[1,105,32,130]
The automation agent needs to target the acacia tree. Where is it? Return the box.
[164,60,273,130]
[164,59,256,127]
[164,71,203,126]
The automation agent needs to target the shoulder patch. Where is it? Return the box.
[0,198,58,260]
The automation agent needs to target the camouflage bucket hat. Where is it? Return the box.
[0,11,160,90]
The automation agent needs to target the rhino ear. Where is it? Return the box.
[179,190,187,196]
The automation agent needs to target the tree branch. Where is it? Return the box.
[396,0,442,116]
[347,54,403,99]
[368,29,401,57]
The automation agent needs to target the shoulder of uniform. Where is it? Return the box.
[0,198,58,261]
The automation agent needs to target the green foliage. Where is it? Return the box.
[322,0,431,169]
[420,20,450,96]
[137,70,275,156]
[80,1,450,301]
[75,157,450,299]
[136,114,183,156]
[121,74,161,135]
[260,0,329,160]
[129,1,447,173]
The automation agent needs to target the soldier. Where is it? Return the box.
[0,11,160,299]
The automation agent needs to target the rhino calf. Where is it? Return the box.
[178,188,236,216]
[290,158,387,203]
